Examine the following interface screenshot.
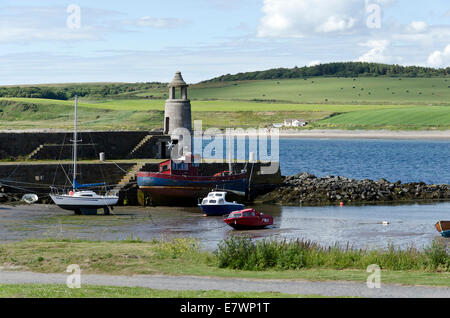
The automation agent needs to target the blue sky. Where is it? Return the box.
[0,0,449,84]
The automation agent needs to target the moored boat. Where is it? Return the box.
[435,221,450,238]
[137,154,247,206]
[49,96,118,215]
[50,190,118,215]
[198,190,245,216]
[223,208,273,230]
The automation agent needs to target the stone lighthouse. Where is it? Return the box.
[163,71,192,135]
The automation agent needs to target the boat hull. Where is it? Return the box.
[137,172,247,206]
[225,222,271,230]
[224,218,273,230]
[50,194,118,213]
[198,203,245,216]
[223,211,274,230]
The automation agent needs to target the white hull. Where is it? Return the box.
[50,193,118,210]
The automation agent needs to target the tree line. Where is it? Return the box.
[203,62,450,82]
[0,82,164,100]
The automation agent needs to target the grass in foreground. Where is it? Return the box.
[0,284,310,298]
[0,238,448,287]
[215,237,450,272]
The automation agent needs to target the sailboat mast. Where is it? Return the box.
[73,95,78,191]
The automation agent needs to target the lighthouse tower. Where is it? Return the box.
[163,71,192,135]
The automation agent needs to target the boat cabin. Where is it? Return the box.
[201,191,227,205]
[68,190,101,198]
[158,153,201,176]
[228,208,258,218]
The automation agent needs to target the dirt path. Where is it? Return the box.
[0,271,449,298]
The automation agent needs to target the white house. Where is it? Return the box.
[284,119,308,127]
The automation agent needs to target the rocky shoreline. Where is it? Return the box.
[257,172,450,206]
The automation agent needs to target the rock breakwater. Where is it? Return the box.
[257,172,450,205]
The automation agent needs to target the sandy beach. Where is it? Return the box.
[220,129,450,140]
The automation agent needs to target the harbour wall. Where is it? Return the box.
[0,131,170,160]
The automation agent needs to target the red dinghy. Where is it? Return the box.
[224,208,273,230]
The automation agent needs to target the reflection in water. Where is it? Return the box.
[0,202,448,251]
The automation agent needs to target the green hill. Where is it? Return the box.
[188,77,450,106]
[202,62,450,82]
[1,62,450,131]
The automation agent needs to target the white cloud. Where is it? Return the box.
[0,27,100,42]
[316,16,356,33]
[427,44,450,67]
[406,21,428,33]
[307,60,321,67]
[124,17,189,29]
[0,6,124,43]
[258,0,364,38]
[358,40,390,63]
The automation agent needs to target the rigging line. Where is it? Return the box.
[4,164,20,180]
[110,161,131,174]
[2,183,38,194]
[0,180,60,188]
[88,131,107,182]
[0,178,71,187]
[53,132,67,186]
[59,162,73,186]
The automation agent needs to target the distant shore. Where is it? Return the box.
[275,129,450,140]
[221,129,450,140]
[2,129,450,140]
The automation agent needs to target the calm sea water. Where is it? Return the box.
[1,203,448,250]
[199,138,450,184]
[1,139,447,251]
[279,139,450,184]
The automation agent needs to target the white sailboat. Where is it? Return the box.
[50,96,118,215]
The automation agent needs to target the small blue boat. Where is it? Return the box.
[198,191,245,216]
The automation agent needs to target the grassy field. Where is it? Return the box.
[187,77,450,105]
[312,106,450,130]
[0,284,307,298]
[1,77,450,130]
[0,238,448,287]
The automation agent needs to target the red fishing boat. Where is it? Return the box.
[223,208,273,230]
[137,154,247,206]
